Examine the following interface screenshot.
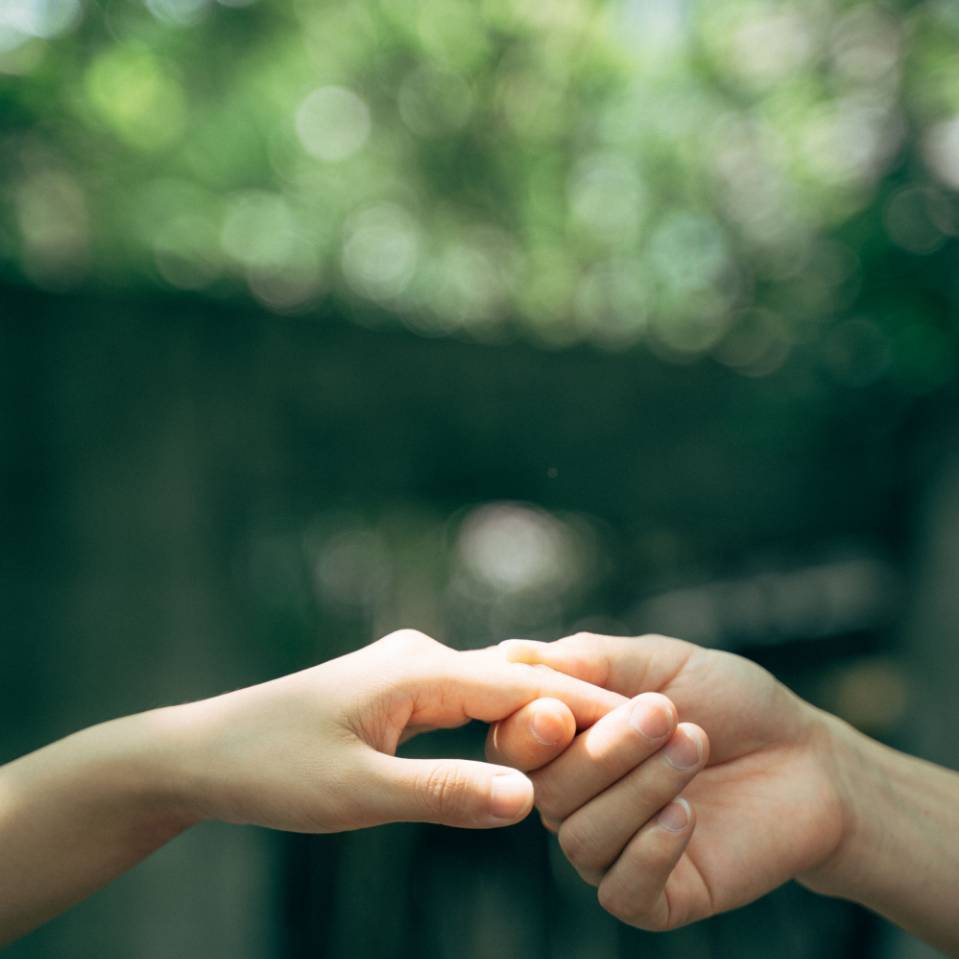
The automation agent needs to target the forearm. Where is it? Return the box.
[0,711,194,946]
[808,714,959,954]
[0,633,623,945]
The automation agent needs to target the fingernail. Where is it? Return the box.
[657,798,690,833]
[489,772,533,821]
[663,728,703,770]
[630,698,672,740]
[530,711,563,746]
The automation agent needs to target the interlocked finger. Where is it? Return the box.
[596,798,696,931]
[530,693,677,823]
[556,723,708,883]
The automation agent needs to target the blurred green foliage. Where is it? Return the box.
[3,8,952,954]
[2,0,959,388]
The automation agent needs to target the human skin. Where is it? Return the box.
[487,632,959,955]
[0,629,625,947]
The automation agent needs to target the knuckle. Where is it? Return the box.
[420,766,467,816]
[557,817,597,869]
[531,775,563,821]
[639,912,671,933]
[563,630,597,645]
[597,882,666,931]
[654,832,683,869]
[540,814,560,833]
[647,907,674,932]
[578,867,603,888]
[384,629,436,655]
[645,633,698,661]
[557,819,583,862]
[596,881,632,922]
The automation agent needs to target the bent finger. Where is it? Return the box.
[557,723,708,879]
[442,649,626,731]
[531,692,678,823]
[596,798,695,931]
[500,633,694,699]
[485,698,576,772]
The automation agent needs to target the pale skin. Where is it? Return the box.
[0,629,625,947]
[487,632,959,956]
[6,629,959,954]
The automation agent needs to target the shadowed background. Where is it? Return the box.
[2,0,959,956]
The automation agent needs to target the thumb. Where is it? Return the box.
[364,753,534,829]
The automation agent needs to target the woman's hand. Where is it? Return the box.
[0,629,624,945]
[163,628,625,832]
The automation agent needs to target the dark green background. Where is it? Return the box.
[3,0,959,955]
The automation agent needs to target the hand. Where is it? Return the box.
[0,629,626,945]
[160,629,626,832]
[486,633,846,930]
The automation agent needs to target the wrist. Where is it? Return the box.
[798,710,959,953]
[796,710,877,900]
[798,709,938,915]
[0,709,203,943]
[88,707,209,839]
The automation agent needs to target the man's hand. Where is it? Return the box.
[486,633,846,931]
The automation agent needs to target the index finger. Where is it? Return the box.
[499,634,695,698]
[451,649,627,730]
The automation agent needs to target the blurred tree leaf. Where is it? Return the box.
[1,0,958,392]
